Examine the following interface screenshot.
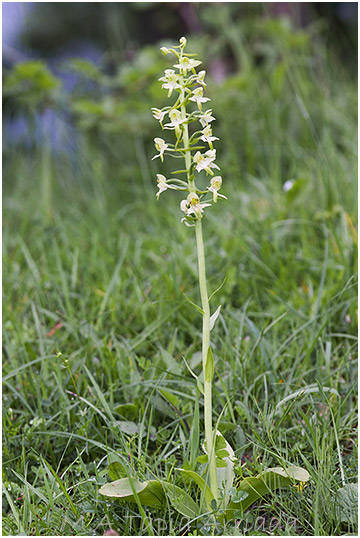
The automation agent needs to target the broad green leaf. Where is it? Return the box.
[99,477,147,498]
[108,461,127,481]
[162,481,200,518]
[334,483,357,525]
[177,468,214,512]
[99,477,200,517]
[209,305,221,331]
[114,402,138,420]
[226,466,310,518]
[99,478,165,508]
[205,347,214,382]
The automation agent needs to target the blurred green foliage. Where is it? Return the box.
[3,60,61,109]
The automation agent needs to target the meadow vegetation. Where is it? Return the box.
[3,8,357,536]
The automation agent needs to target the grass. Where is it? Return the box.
[3,16,357,537]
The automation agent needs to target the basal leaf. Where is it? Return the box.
[334,483,358,525]
[162,481,200,518]
[99,478,165,508]
[177,468,214,512]
[226,466,310,519]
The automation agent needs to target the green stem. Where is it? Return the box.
[180,71,217,499]
[195,219,218,500]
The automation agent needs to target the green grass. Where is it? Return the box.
[3,18,357,537]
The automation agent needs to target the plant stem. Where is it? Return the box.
[180,74,218,499]
[195,218,218,500]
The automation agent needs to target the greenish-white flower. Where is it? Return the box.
[207,176,227,202]
[152,137,168,162]
[198,109,216,128]
[151,108,167,123]
[159,69,181,97]
[196,70,207,87]
[200,125,219,146]
[164,109,185,135]
[156,174,168,199]
[174,56,202,71]
[180,192,211,220]
[193,149,220,175]
[189,87,210,111]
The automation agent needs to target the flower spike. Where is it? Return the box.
[151,37,226,222]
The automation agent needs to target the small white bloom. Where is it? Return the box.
[159,69,181,97]
[193,149,220,175]
[151,108,167,123]
[156,174,168,199]
[180,192,211,219]
[152,137,168,162]
[198,109,216,128]
[189,87,210,111]
[174,56,202,71]
[196,70,206,87]
[207,176,227,203]
[200,125,219,145]
[164,109,184,135]
[283,180,294,192]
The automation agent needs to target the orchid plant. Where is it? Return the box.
[100,37,309,527]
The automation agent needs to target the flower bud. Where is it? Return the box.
[160,47,169,55]
[179,37,187,47]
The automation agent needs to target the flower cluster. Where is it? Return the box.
[151,37,226,225]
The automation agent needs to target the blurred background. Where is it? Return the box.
[3,2,358,214]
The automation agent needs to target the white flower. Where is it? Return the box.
[174,56,202,71]
[189,87,210,110]
[207,176,227,203]
[196,70,207,87]
[200,125,219,145]
[198,109,215,128]
[151,108,167,123]
[159,69,181,97]
[180,192,211,220]
[156,174,168,199]
[164,109,184,135]
[152,137,168,162]
[193,149,220,175]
